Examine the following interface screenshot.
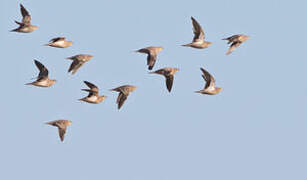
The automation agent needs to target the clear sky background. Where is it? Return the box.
[1,0,307,179]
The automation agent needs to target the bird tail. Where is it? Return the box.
[66,57,73,60]
[194,90,202,93]
[25,82,33,85]
[78,98,85,102]
[182,43,192,47]
[10,28,18,32]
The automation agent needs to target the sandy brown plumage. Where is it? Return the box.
[45,120,72,142]
[222,34,249,55]
[135,47,163,70]
[79,81,106,104]
[195,67,221,95]
[45,37,73,48]
[25,60,56,87]
[182,17,211,49]
[11,4,38,33]
[110,85,137,109]
[150,67,179,92]
[66,54,93,74]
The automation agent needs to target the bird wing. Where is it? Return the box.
[81,89,95,97]
[191,17,205,42]
[136,48,150,54]
[223,35,240,43]
[147,52,157,70]
[117,92,128,109]
[50,37,65,43]
[68,60,84,74]
[165,75,174,92]
[83,81,99,93]
[152,68,166,75]
[200,67,215,89]
[20,4,31,25]
[58,127,67,142]
[226,42,242,55]
[34,60,49,79]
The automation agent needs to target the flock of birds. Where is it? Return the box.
[13,4,250,142]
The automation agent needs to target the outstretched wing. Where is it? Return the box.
[200,67,215,89]
[34,60,49,79]
[68,60,84,74]
[58,127,67,142]
[165,75,174,92]
[117,92,128,109]
[191,17,205,42]
[82,81,99,96]
[50,37,65,43]
[226,42,242,55]
[147,53,157,70]
[20,4,31,25]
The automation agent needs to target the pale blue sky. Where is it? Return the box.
[1,0,307,179]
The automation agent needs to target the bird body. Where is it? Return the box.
[11,4,38,33]
[222,34,249,55]
[135,46,163,70]
[195,67,221,95]
[111,85,137,109]
[79,81,106,104]
[46,120,72,142]
[26,60,56,87]
[182,17,211,49]
[66,54,93,74]
[150,67,179,92]
[45,37,73,48]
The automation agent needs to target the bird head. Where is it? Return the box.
[50,80,57,85]
[157,47,163,52]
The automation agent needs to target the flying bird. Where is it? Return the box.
[45,120,72,142]
[195,67,221,95]
[222,34,249,55]
[25,60,56,87]
[11,4,38,33]
[135,46,163,70]
[66,54,93,74]
[150,67,179,92]
[79,81,106,104]
[182,17,211,49]
[110,85,137,109]
[45,37,73,48]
